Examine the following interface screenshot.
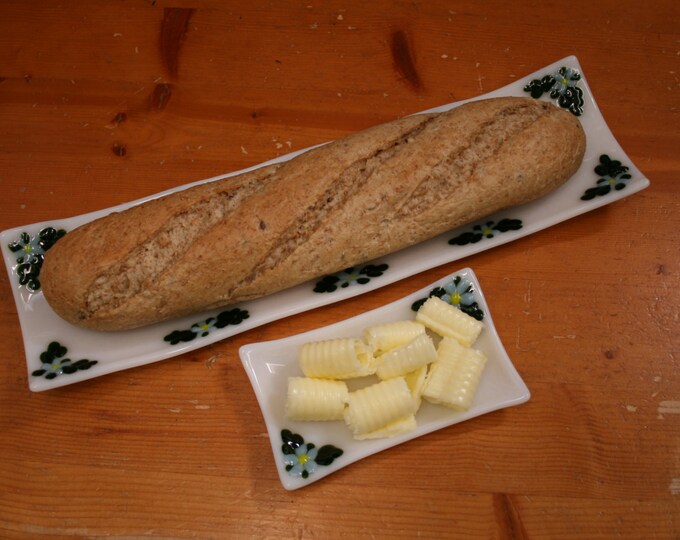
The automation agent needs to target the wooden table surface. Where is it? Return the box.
[1,1,678,538]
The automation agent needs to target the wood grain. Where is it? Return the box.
[1,0,678,538]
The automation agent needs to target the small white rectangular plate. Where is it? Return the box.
[239,268,530,490]
[1,55,650,391]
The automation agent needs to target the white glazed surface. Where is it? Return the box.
[1,55,650,391]
[240,268,530,490]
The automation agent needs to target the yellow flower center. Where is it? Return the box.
[482,227,493,236]
[450,292,461,305]
[298,453,309,465]
[200,323,210,331]
[23,244,33,253]
[561,78,568,86]
[608,177,616,185]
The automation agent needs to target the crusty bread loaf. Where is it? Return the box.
[41,97,585,331]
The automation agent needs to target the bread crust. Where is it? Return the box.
[41,97,586,331]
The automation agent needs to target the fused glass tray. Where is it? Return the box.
[240,268,530,490]
[0,55,650,391]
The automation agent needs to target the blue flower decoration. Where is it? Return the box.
[314,264,389,293]
[448,218,522,246]
[39,357,73,378]
[523,66,584,116]
[163,308,250,344]
[581,154,633,200]
[7,227,66,291]
[281,429,343,480]
[411,275,484,321]
[283,444,319,479]
[551,67,581,96]
[13,233,45,261]
[335,269,365,287]
[32,341,98,380]
[191,318,217,337]
[440,277,475,309]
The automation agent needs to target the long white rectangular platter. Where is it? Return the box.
[1,55,650,391]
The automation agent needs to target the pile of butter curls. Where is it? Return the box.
[285,296,488,440]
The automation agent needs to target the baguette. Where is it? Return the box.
[41,97,585,331]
